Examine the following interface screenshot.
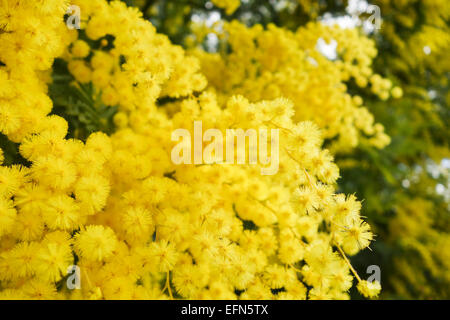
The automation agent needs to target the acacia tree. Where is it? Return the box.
[130,0,450,299]
[0,0,447,300]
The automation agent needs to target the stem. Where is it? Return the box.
[248,194,277,215]
[289,264,302,273]
[303,168,318,191]
[165,271,173,299]
[284,148,318,191]
[335,242,361,282]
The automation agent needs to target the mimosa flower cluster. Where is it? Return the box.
[211,0,240,15]
[191,21,397,152]
[0,0,380,299]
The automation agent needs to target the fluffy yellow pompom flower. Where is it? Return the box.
[120,207,154,245]
[339,219,374,256]
[0,165,26,197]
[19,280,58,300]
[212,0,240,15]
[74,225,118,262]
[71,40,91,58]
[1,242,39,281]
[391,86,403,99]
[31,156,77,191]
[0,198,16,237]
[357,280,381,298]
[42,195,82,231]
[148,240,179,273]
[85,132,113,162]
[35,241,73,282]
[74,175,110,214]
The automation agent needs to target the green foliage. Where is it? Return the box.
[49,59,118,141]
[0,134,30,167]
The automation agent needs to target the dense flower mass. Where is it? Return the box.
[0,0,389,300]
[192,21,393,152]
[211,0,241,15]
